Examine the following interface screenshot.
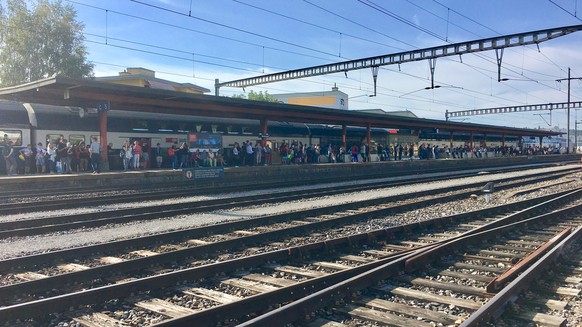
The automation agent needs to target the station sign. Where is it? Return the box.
[97,101,110,112]
[183,132,224,180]
[183,167,224,180]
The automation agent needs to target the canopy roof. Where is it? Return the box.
[0,76,559,138]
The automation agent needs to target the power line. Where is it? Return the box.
[64,0,580,125]
[128,0,341,59]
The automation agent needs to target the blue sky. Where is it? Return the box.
[64,0,582,130]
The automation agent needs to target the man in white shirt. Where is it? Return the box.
[89,136,101,174]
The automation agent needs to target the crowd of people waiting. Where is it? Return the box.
[1,134,102,176]
[1,132,567,176]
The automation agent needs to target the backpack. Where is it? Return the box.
[119,149,125,158]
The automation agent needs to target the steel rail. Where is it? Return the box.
[0,168,574,239]
[0,172,573,276]
[0,160,575,212]
[0,189,578,323]
[461,226,582,326]
[234,189,582,327]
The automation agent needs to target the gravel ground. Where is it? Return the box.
[0,165,577,260]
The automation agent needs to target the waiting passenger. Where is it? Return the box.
[200,149,208,166]
[232,142,241,167]
[78,142,89,171]
[178,142,189,169]
[132,141,142,170]
[141,142,150,169]
[191,149,201,167]
[35,142,46,173]
[216,149,224,167]
[264,144,271,165]
[61,142,72,174]
[350,144,359,162]
[255,141,262,165]
[154,143,163,168]
[208,150,216,167]
[121,142,132,171]
[89,136,101,174]
[19,144,34,174]
[46,143,56,174]
[2,140,16,175]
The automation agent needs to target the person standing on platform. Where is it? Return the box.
[55,136,66,173]
[121,142,131,171]
[35,142,46,173]
[264,144,271,165]
[232,142,240,167]
[2,140,16,175]
[61,142,72,174]
[141,142,150,169]
[178,142,189,169]
[19,144,33,174]
[89,136,101,174]
[79,142,89,172]
[132,140,142,170]
[216,149,224,167]
[350,144,359,162]
[208,149,216,167]
[255,141,262,166]
[245,141,254,166]
[170,142,178,169]
[360,143,367,163]
[154,143,163,168]
[46,143,56,174]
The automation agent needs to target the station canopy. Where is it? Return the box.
[0,75,559,138]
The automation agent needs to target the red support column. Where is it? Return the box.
[260,118,269,147]
[342,124,347,149]
[366,123,371,162]
[470,132,474,158]
[502,133,506,147]
[449,131,453,148]
[99,111,108,162]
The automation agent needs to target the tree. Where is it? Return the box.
[232,90,281,102]
[0,0,93,86]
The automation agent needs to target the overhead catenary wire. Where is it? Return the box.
[56,0,581,127]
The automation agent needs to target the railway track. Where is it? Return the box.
[1,160,571,201]
[235,189,582,327]
[0,184,580,325]
[0,167,576,239]
[1,162,576,211]
[466,227,582,327]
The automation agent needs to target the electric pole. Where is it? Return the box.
[556,68,582,153]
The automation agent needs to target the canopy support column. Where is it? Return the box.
[260,118,269,147]
[366,123,371,162]
[342,125,347,149]
[99,110,108,164]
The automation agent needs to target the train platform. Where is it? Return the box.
[0,154,579,192]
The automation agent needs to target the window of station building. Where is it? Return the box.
[0,130,23,146]
[69,134,85,146]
